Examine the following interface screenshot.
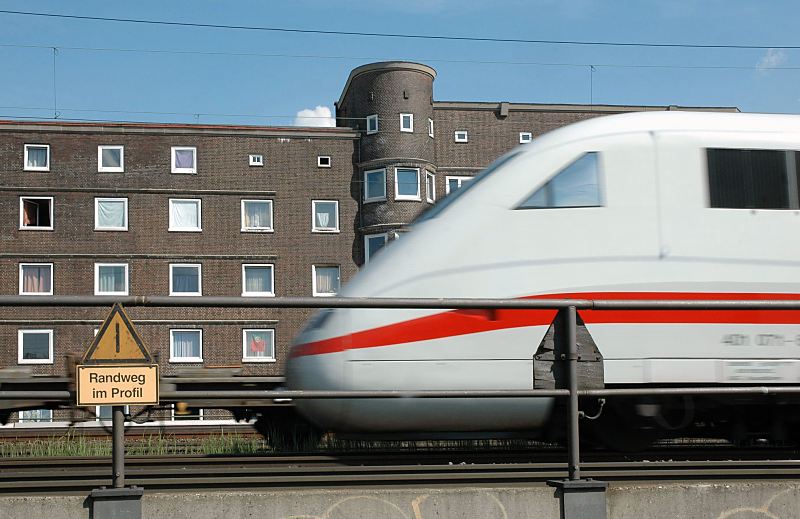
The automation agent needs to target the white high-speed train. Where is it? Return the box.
[286,111,800,441]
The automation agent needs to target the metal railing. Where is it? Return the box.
[2,295,800,515]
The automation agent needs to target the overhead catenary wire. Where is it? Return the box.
[1,9,800,50]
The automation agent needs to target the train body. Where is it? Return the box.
[286,111,800,438]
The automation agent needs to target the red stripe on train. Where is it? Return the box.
[289,292,800,358]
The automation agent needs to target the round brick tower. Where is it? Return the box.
[336,62,437,264]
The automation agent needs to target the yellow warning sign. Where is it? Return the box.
[82,303,153,364]
[77,365,159,406]
[77,304,159,406]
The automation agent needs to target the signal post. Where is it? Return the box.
[77,303,158,519]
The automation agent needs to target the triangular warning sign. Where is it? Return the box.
[82,303,153,364]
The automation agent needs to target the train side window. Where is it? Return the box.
[707,149,794,209]
[517,152,602,209]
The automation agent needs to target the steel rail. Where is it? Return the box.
[2,455,800,494]
[2,295,800,310]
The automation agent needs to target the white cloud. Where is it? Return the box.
[294,106,336,127]
[757,48,787,70]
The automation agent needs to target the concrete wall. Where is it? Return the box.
[2,482,799,519]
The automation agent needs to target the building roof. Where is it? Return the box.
[337,61,437,111]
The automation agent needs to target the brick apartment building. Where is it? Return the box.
[0,61,737,424]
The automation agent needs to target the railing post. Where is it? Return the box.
[547,305,607,519]
[566,305,580,481]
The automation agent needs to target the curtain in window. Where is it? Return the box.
[172,331,200,358]
[245,266,272,293]
[172,267,199,293]
[246,331,273,358]
[22,332,49,359]
[27,147,47,168]
[315,267,339,294]
[98,266,124,293]
[23,265,51,293]
[175,149,194,169]
[98,200,125,228]
[20,409,52,423]
[171,201,198,228]
[314,203,335,229]
[102,148,122,168]
[244,202,270,228]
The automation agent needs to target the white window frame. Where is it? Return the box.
[169,263,202,296]
[454,130,468,143]
[171,146,197,174]
[169,329,203,363]
[19,263,53,296]
[24,144,50,172]
[366,114,379,135]
[97,145,124,172]
[249,154,264,167]
[242,329,276,363]
[19,196,54,230]
[425,171,436,203]
[94,263,129,296]
[312,265,340,297]
[94,197,129,231]
[240,199,274,233]
[18,329,54,364]
[19,409,53,423]
[400,113,414,133]
[95,405,129,422]
[311,200,340,233]
[394,167,421,201]
[445,175,473,195]
[242,264,275,297]
[428,118,434,138]
[317,155,331,168]
[364,233,388,264]
[519,132,533,144]
[171,404,204,420]
[168,198,202,232]
[363,168,387,203]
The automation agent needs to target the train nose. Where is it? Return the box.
[286,309,351,430]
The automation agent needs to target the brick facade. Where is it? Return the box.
[0,62,737,424]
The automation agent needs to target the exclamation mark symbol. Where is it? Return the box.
[115,323,120,354]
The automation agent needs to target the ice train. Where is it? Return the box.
[286,111,800,441]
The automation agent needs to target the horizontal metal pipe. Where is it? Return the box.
[6,386,800,402]
[1,296,800,310]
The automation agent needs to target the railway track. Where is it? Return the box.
[3,449,800,494]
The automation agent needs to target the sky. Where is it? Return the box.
[2,1,800,127]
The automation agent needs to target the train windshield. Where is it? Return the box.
[414,150,523,224]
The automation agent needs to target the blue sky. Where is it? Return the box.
[1,1,799,126]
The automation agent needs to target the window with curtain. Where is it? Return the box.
[314,266,340,296]
[241,200,273,231]
[364,169,386,202]
[243,329,275,361]
[170,265,201,295]
[169,199,201,230]
[395,168,420,199]
[19,409,53,423]
[312,201,338,231]
[170,330,202,360]
[24,144,49,170]
[98,145,124,172]
[364,234,387,263]
[20,264,52,294]
[19,330,52,362]
[95,198,127,229]
[96,264,127,295]
[171,146,197,173]
[243,265,274,295]
[20,197,52,228]
[518,152,602,209]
